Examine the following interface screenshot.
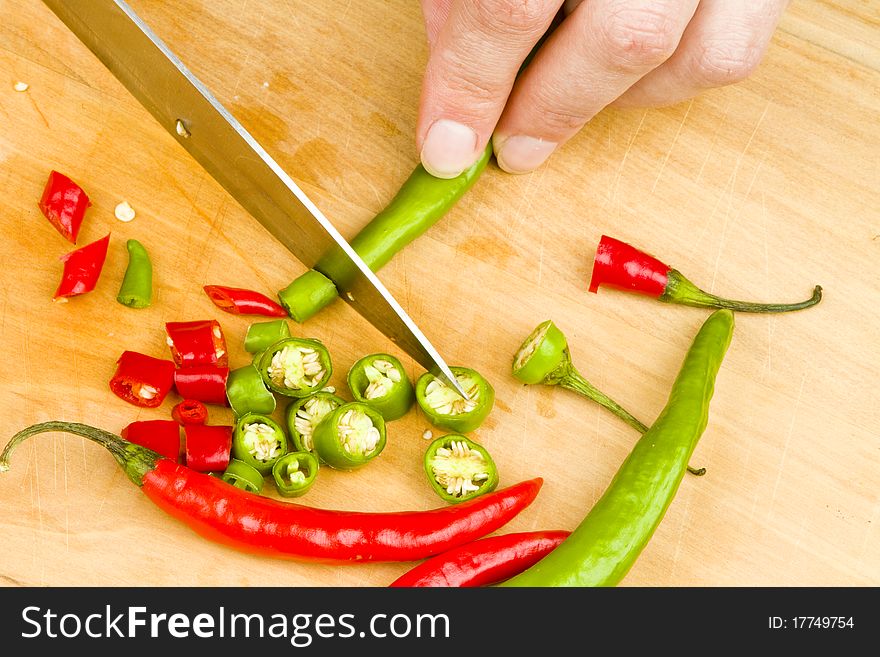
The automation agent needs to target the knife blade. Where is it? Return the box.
[42,0,468,397]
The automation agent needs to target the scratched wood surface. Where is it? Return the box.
[0,0,877,587]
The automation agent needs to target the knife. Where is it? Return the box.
[42,0,469,397]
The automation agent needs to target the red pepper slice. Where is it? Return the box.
[120,420,181,462]
[38,170,91,244]
[109,350,175,408]
[172,399,209,425]
[165,320,228,368]
[203,285,288,317]
[184,424,233,472]
[173,366,230,406]
[389,530,570,587]
[54,234,110,300]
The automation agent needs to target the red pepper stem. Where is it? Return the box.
[1,421,158,486]
[664,271,823,313]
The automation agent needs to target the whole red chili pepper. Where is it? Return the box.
[54,234,110,300]
[203,285,288,318]
[589,235,822,313]
[1,422,543,564]
[109,350,175,408]
[389,530,570,587]
[38,170,91,244]
[121,420,181,462]
[172,399,209,425]
[184,424,233,472]
[173,365,230,406]
[165,320,228,368]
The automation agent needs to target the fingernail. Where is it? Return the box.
[494,135,557,174]
[420,119,479,179]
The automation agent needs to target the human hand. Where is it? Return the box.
[417,0,788,177]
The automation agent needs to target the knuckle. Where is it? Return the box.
[531,84,589,133]
[469,0,554,36]
[691,35,766,87]
[595,5,683,72]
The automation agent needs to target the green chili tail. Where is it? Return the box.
[664,270,822,313]
[116,239,153,308]
[1,421,158,486]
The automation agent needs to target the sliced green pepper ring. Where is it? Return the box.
[285,391,347,456]
[226,364,276,416]
[221,458,264,494]
[347,353,414,421]
[231,413,289,476]
[424,434,498,504]
[415,366,495,433]
[259,337,332,398]
[272,451,319,498]
[512,320,568,385]
[245,319,291,354]
[312,402,386,471]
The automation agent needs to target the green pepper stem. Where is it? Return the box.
[665,271,822,313]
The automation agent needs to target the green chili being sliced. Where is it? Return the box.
[424,434,498,504]
[259,337,332,398]
[244,319,291,354]
[415,366,494,433]
[272,451,319,498]
[277,143,492,323]
[312,402,386,470]
[116,239,152,308]
[226,364,276,416]
[221,458,264,493]
[285,391,346,455]
[347,353,414,421]
[502,309,735,587]
[231,413,289,475]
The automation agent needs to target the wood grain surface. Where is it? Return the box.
[0,0,877,587]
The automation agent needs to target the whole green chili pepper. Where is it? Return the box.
[415,366,495,434]
[272,451,319,498]
[502,309,734,587]
[231,412,289,475]
[244,319,290,354]
[259,337,332,398]
[285,391,346,455]
[424,434,498,504]
[277,144,492,323]
[226,364,276,416]
[347,353,414,421]
[221,458,264,493]
[116,239,152,308]
[312,402,386,470]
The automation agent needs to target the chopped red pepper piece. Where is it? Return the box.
[120,420,181,462]
[38,170,91,244]
[173,366,230,406]
[203,285,288,317]
[165,320,228,368]
[54,234,110,300]
[172,399,209,425]
[109,350,175,408]
[184,424,233,472]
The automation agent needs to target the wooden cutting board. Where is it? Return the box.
[0,0,877,587]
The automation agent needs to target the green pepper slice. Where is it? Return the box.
[220,458,264,493]
[226,364,276,416]
[259,337,332,398]
[346,353,414,421]
[231,413,289,475]
[285,391,346,456]
[116,239,152,309]
[312,402,386,470]
[423,434,498,504]
[272,451,319,498]
[244,319,291,354]
[415,366,494,433]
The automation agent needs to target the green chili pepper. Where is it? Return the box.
[226,364,276,416]
[277,144,492,323]
[285,391,346,456]
[415,366,495,433]
[259,337,332,398]
[312,402,386,470]
[272,451,319,498]
[231,412,289,476]
[115,239,152,308]
[502,309,735,587]
[347,353,414,421]
[245,320,290,353]
[424,434,498,504]
[221,458,264,493]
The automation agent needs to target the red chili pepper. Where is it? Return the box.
[165,320,228,368]
[184,424,233,472]
[589,235,822,313]
[120,420,181,462]
[2,422,543,564]
[172,399,209,425]
[389,530,570,587]
[53,234,110,300]
[109,350,175,408]
[173,366,230,406]
[203,285,288,317]
[38,170,91,244]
